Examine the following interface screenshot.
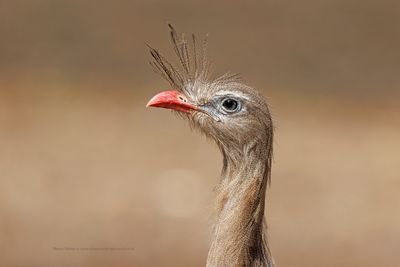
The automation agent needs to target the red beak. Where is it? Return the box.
[146,90,198,113]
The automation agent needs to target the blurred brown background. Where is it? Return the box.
[0,1,399,266]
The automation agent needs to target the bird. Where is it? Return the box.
[146,25,275,267]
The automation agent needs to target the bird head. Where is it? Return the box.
[147,25,273,164]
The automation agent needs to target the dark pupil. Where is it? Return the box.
[223,99,238,110]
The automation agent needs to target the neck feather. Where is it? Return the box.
[206,142,274,267]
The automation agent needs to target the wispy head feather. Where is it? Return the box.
[148,24,211,95]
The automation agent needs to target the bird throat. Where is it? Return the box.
[206,148,274,267]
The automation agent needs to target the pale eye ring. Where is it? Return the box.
[221,98,241,113]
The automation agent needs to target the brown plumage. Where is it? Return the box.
[147,25,275,267]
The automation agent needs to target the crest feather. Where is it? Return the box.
[148,24,210,94]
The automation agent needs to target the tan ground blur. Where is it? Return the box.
[0,1,399,267]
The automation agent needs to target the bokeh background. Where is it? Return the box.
[1,1,399,266]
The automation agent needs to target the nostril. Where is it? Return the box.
[179,96,187,102]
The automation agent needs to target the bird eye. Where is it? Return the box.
[221,98,240,113]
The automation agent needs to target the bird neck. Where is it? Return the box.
[206,147,274,267]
